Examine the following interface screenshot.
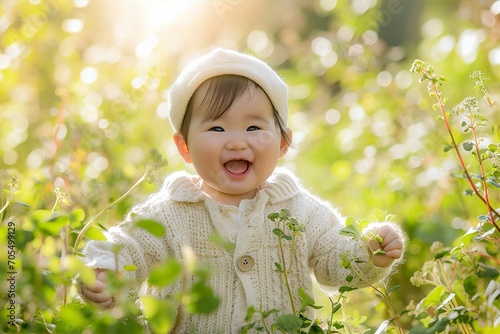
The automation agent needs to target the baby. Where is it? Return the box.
[81,48,405,333]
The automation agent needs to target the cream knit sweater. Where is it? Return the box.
[83,168,404,333]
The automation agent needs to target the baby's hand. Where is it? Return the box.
[368,225,403,267]
[81,269,114,308]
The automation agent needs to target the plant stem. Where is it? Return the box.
[426,77,500,233]
[0,179,17,218]
[0,199,10,217]
[437,260,474,334]
[277,218,296,315]
[380,283,405,334]
[61,225,68,308]
[327,297,337,334]
[470,124,497,229]
[73,169,149,254]
[340,303,353,334]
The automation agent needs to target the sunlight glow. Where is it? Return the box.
[491,1,500,15]
[80,66,98,84]
[457,29,485,64]
[144,0,198,30]
[489,47,500,65]
[62,18,84,33]
[247,30,274,57]
[352,0,376,15]
[421,18,443,38]
[311,37,332,56]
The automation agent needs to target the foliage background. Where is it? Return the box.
[1,0,500,332]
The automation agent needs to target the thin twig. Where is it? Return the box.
[73,169,149,254]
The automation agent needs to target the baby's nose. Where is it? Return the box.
[226,135,249,150]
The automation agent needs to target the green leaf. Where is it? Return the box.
[84,226,107,241]
[421,285,446,309]
[262,308,279,318]
[488,144,498,152]
[31,210,69,236]
[459,227,479,245]
[408,316,452,334]
[434,250,450,260]
[273,228,284,238]
[464,189,474,196]
[478,263,499,279]
[279,209,290,219]
[244,306,256,322]
[15,229,35,250]
[299,287,322,310]
[308,324,325,334]
[436,293,455,310]
[274,314,303,332]
[463,275,477,297]
[70,208,85,222]
[339,216,364,239]
[331,302,342,315]
[141,296,175,333]
[95,222,108,232]
[339,286,357,293]
[388,285,400,295]
[13,201,31,208]
[135,219,165,237]
[123,264,137,271]
[268,212,280,221]
[462,141,475,151]
[55,304,92,334]
[185,280,220,314]
[443,145,454,152]
[148,258,182,286]
[486,179,500,188]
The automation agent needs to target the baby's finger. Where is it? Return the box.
[382,238,403,252]
[96,270,107,282]
[82,284,112,303]
[85,276,106,293]
[92,296,114,308]
[384,248,402,259]
[380,229,398,246]
[376,225,393,240]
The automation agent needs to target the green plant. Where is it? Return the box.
[407,60,500,333]
[242,209,325,334]
[243,209,404,334]
[0,150,220,333]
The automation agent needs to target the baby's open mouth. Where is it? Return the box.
[224,160,250,175]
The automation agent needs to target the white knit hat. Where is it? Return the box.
[167,48,288,132]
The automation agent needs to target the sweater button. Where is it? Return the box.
[237,255,254,272]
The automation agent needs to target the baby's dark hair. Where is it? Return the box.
[180,75,291,146]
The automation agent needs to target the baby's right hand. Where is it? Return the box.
[81,269,114,308]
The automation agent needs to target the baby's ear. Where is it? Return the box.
[173,133,192,163]
[280,128,293,157]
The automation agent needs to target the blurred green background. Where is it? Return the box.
[1,0,500,331]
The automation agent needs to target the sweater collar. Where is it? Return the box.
[164,168,301,204]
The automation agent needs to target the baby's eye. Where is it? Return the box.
[247,126,260,131]
[209,126,224,132]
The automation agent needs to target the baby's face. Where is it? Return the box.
[180,85,286,205]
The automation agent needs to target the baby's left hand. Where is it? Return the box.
[368,225,403,267]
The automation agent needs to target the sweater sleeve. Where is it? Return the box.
[307,199,404,292]
[82,198,172,282]
[81,172,205,283]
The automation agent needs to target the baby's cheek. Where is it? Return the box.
[250,131,279,149]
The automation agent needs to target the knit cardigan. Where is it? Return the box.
[82,168,404,333]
